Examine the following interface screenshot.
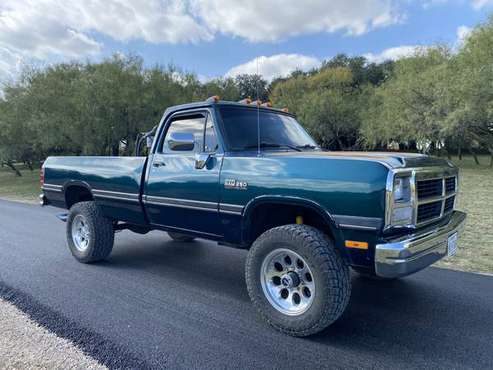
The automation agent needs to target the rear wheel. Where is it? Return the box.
[167,232,196,242]
[66,201,114,263]
[245,224,351,337]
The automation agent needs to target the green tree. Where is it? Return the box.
[360,47,453,153]
[235,74,269,101]
[451,17,493,165]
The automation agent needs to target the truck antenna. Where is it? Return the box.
[256,57,261,157]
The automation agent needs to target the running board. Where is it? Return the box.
[56,213,68,222]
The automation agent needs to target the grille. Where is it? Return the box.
[417,201,442,223]
[445,177,456,193]
[444,196,455,213]
[417,179,443,199]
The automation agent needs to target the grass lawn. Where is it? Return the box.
[436,156,493,274]
[0,156,491,273]
[0,165,40,203]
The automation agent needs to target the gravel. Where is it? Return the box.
[0,298,105,370]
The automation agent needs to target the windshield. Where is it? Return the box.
[219,106,318,152]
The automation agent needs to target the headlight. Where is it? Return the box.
[391,205,413,224]
[393,176,411,203]
[387,175,414,227]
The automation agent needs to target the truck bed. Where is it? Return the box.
[42,156,148,224]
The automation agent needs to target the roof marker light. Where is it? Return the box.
[239,98,252,104]
[206,95,220,103]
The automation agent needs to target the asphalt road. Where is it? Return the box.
[0,199,492,369]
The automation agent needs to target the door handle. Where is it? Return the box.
[153,161,166,168]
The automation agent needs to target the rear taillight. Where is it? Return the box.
[40,167,45,188]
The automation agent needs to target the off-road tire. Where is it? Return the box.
[168,232,196,242]
[66,201,114,263]
[245,224,351,337]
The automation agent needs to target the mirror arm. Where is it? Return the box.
[195,153,211,169]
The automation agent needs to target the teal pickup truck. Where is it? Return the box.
[41,97,466,336]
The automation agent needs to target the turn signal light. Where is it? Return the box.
[345,240,369,250]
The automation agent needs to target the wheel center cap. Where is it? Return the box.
[281,272,300,288]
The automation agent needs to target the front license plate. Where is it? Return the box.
[447,232,458,257]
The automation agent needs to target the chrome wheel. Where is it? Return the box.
[71,214,90,252]
[260,248,315,316]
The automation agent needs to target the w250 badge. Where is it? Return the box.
[225,179,248,190]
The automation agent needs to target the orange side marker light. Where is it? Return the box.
[345,240,369,250]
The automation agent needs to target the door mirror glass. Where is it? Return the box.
[168,132,195,151]
[146,136,154,149]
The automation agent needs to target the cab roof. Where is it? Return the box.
[163,99,295,118]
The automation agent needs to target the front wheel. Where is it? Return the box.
[245,225,351,337]
[66,201,114,263]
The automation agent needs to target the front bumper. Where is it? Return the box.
[375,211,466,278]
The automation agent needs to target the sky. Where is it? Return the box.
[0,0,492,84]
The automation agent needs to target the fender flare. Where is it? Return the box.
[62,180,94,208]
[241,195,346,254]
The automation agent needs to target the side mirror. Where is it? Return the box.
[168,132,195,151]
[146,136,154,149]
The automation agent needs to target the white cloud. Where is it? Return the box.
[471,0,493,9]
[192,0,401,42]
[364,45,420,63]
[0,47,24,86]
[363,24,474,64]
[421,0,448,9]
[0,0,216,83]
[456,25,473,46]
[0,0,406,83]
[225,54,322,81]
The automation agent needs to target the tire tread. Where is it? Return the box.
[245,224,351,337]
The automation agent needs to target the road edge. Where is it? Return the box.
[0,196,38,205]
[0,281,150,369]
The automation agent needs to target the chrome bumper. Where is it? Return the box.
[39,193,49,206]
[375,211,466,278]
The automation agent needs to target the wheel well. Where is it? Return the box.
[65,185,93,209]
[245,202,335,245]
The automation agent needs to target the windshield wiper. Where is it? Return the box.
[241,142,302,152]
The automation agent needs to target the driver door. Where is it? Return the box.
[144,110,222,237]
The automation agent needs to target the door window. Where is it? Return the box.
[160,112,219,154]
[161,115,205,153]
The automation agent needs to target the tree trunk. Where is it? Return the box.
[26,161,33,171]
[458,145,462,160]
[5,161,22,177]
[468,145,480,165]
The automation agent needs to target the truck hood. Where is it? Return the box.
[267,151,453,169]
